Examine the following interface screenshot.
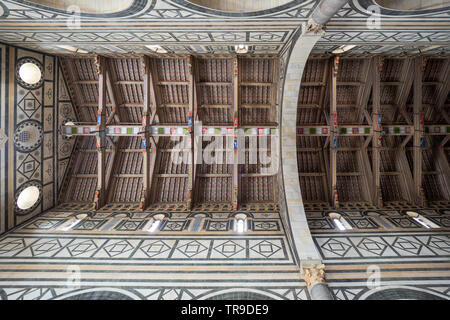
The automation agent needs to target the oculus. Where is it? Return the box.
[16,58,44,89]
[15,181,42,214]
[17,186,40,210]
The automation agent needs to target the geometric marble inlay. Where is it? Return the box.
[0,128,8,149]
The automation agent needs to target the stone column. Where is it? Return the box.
[302,263,335,300]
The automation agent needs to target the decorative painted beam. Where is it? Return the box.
[140,56,157,210]
[94,56,107,210]
[330,56,338,208]
[424,125,450,135]
[187,55,195,210]
[296,125,448,136]
[232,57,239,211]
[64,124,280,137]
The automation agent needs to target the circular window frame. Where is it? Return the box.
[15,181,42,214]
[16,57,44,90]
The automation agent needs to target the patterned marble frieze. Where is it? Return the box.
[0,0,449,55]
[307,207,450,300]
[0,43,77,235]
[306,209,450,232]
[0,209,310,300]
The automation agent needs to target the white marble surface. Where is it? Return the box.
[281,28,323,263]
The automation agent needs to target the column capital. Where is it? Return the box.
[301,263,327,289]
[305,18,324,34]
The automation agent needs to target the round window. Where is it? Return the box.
[18,62,42,85]
[17,186,40,210]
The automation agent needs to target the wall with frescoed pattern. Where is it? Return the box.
[0,43,77,234]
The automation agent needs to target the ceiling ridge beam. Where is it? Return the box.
[140,55,158,210]
[232,56,239,211]
[372,56,383,207]
[94,55,107,210]
[330,56,339,208]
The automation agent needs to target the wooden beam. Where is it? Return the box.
[187,55,195,210]
[372,56,383,207]
[433,59,450,123]
[232,56,239,211]
[94,56,107,210]
[105,60,121,125]
[413,57,425,206]
[330,57,339,208]
[315,59,329,123]
[140,56,157,210]
[356,58,373,123]
[393,58,414,124]
[150,58,165,124]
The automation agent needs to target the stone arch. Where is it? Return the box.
[198,288,282,300]
[15,0,148,17]
[359,286,448,300]
[171,0,305,17]
[55,287,142,300]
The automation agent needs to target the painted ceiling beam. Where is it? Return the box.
[63,125,280,137]
[94,56,107,210]
[187,55,195,210]
[232,56,239,211]
[296,125,448,136]
[140,56,157,210]
[329,56,339,208]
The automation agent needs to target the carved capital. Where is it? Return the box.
[305,18,324,34]
[302,264,326,289]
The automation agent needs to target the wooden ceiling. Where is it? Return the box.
[59,55,280,211]
[57,53,449,213]
[297,56,450,211]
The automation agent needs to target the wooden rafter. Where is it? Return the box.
[433,59,450,123]
[94,56,107,210]
[413,57,425,206]
[187,55,195,209]
[330,56,338,208]
[140,56,157,209]
[372,56,383,207]
[103,58,127,206]
[232,56,239,211]
[393,58,414,124]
